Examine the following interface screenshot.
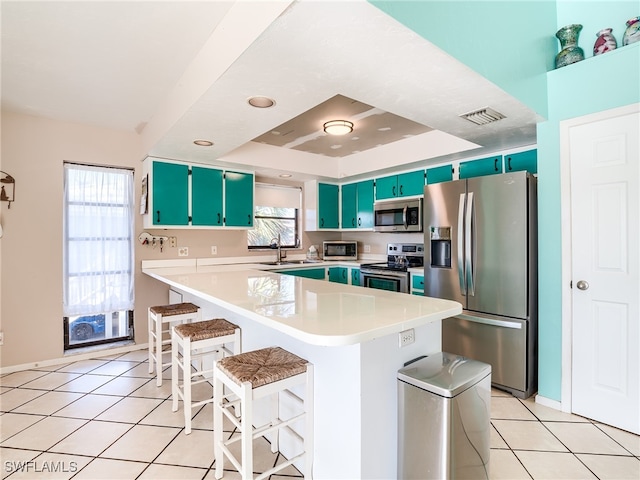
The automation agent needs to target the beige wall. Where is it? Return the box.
[0,110,424,370]
[0,111,167,369]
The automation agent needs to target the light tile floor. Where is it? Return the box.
[1,349,638,479]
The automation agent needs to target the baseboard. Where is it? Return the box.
[535,394,562,411]
[0,342,148,375]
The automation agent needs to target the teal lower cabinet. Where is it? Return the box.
[279,267,326,280]
[328,266,349,284]
[410,273,425,296]
[350,268,361,286]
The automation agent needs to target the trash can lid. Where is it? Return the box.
[397,352,491,398]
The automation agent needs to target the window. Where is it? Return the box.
[248,184,301,249]
[63,163,134,349]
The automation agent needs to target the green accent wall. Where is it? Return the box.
[370,0,640,403]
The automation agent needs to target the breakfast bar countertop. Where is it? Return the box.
[142,265,462,347]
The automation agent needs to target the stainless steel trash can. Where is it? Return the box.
[398,352,491,479]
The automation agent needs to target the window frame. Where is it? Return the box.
[63,162,135,350]
[247,206,300,250]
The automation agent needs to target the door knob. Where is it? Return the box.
[576,280,589,290]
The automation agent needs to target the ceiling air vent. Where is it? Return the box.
[460,107,506,125]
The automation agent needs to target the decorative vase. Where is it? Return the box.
[593,28,617,55]
[555,24,585,68]
[622,16,640,45]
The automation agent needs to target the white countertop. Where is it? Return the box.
[143,264,461,347]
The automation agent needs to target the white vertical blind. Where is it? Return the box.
[63,163,134,316]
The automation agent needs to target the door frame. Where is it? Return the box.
[559,102,640,413]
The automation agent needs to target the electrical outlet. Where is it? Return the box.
[169,237,177,247]
[211,246,217,255]
[0,331,4,346]
[364,244,371,253]
[178,247,189,257]
[399,328,415,347]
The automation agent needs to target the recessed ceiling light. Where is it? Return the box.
[248,96,276,108]
[193,140,213,146]
[323,120,354,135]
[279,174,292,178]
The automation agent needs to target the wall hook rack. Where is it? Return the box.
[0,171,15,208]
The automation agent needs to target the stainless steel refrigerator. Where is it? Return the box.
[423,171,537,398]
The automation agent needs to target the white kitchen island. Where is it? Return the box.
[143,264,461,479]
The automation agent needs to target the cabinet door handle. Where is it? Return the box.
[507,157,513,171]
[342,270,347,280]
[156,210,161,223]
[247,214,251,225]
[358,217,361,226]
[217,212,221,224]
[320,218,324,227]
[352,218,355,227]
[494,158,499,171]
[392,185,397,196]
[399,184,404,196]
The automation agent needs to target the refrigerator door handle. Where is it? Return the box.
[466,192,475,296]
[457,193,466,294]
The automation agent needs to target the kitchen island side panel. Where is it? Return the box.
[176,288,442,479]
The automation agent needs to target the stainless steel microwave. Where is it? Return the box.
[322,241,358,261]
[374,198,423,232]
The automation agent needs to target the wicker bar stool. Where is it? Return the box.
[213,346,314,480]
[148,302,201,386]
[171,318,241,434]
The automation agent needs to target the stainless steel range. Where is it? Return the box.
[359,243,424,293]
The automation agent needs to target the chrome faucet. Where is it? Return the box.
[270,234,283,263]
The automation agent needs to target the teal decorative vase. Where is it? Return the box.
[555,24,585,68]
[622,16,640,45]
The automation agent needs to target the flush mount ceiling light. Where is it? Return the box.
[193,139,213,146]
[323,120,354,136]
[248,96,275,108]
[279,174,292,178]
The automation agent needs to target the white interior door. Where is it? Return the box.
[569,108,639,434]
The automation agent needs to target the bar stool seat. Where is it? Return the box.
[213,346,313,480]
[148,302,201,386]
[171,318,241,434]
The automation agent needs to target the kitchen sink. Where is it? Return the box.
[259,260,321,266]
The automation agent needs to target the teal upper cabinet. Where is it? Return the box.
[341,183,358,229]
[504,149,537,174]
[144,158,254,229]
[191,166,223,226]
[152,161,189,226]
[459,156,503,179]
[318,183,339,229]
[426,164,453,185]
[224,171,254,227]
[375,170,425,200]
[342,180,374,229]
[356,179,374,228]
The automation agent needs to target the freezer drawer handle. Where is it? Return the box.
[457,314,523,329]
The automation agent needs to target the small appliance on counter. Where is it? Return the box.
[322,241,357,261]
[359,243,424,293]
